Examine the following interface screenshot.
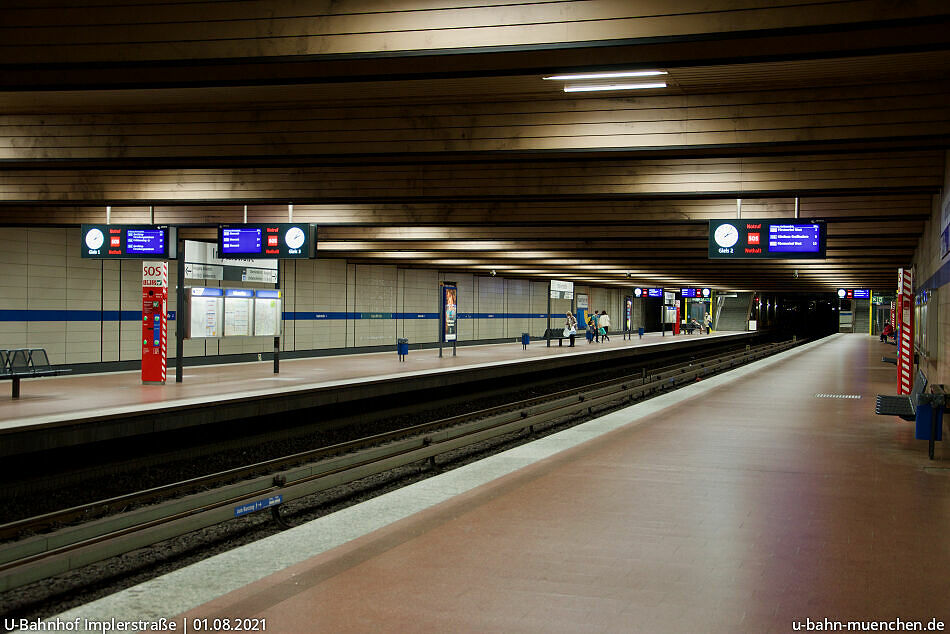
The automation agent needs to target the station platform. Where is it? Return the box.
[44,333,950,633]
[0,330,752,456]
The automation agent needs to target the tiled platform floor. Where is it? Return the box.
[47,334,950,633]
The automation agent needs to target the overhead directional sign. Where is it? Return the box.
[218,223,316,259]
[81,225,177,259]
[708,219,825,259]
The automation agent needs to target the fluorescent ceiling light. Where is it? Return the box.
[564,82,666,93]
[544,70,667,81]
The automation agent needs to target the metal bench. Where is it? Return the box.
[875,369,927,421]
[0,348,69,398]
[881,356,897,365]
[542,328,573,346]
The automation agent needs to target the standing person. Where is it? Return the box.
[703,311,712,334]
[589,311,600,343]
[599,310,611,341]
[565,312,578,347]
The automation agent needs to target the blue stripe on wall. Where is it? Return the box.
[0,309,147,322]
[0,310,560,322]
[919,256,950,292]
[285,312,556,320]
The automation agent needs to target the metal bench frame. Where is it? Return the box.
[0,348,67,398]
[542,327,574,346]
[875,369,928,421]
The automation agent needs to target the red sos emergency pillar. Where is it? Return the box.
[142,261,168,384]
[896,268,914,395]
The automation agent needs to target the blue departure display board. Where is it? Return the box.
[125,229,165,255]
[81,225,176,259]
[647,288,663,298]
[709,219,825,259]
[681,289,696,298]
[217,224,316,259]
[838,288,871,299]
[221,228,262,254]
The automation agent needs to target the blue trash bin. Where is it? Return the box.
[397,337,409,362]
[915,403,943,441]
[637,327,644,339]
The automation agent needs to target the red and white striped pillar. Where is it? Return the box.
[141,261,169,384]
[896,267,914,395]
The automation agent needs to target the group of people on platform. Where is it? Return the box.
[563,310,712,346]
[561,310,612,347]
[686,313,713,334]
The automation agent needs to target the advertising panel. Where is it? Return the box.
[708,219,825,259]
[443,284,458,342]
[624,296,632,331]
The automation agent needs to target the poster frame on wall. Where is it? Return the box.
[439,281,458,358]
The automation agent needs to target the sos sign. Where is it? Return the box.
[142,262,168,288]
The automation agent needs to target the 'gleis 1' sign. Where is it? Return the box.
[708,219,826,259]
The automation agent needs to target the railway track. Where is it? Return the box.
[0,338,802,596]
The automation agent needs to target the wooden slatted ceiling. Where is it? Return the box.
[0,195,932,224]
[0,153,941,203]
[2,81,950,162]
[4,50,950,112]
[667,50,950,92]
[2,1,947,64]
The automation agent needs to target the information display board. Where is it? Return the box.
[681,288,712,299]
[253,290,282,336]
[223,289,254,336]
[218,224,315,259]
[838,288,870,299]
[186,287,224,338]
[81,225,177,259]
[708,219,825,259]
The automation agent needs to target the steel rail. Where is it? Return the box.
[0,338,799,593]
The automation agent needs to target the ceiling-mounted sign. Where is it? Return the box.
[681,288,713,298]
[708,220,825,259]
[81,225,177,259]
[838,288,870,299]
[218,223,316,259]
[550,279,574,299]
